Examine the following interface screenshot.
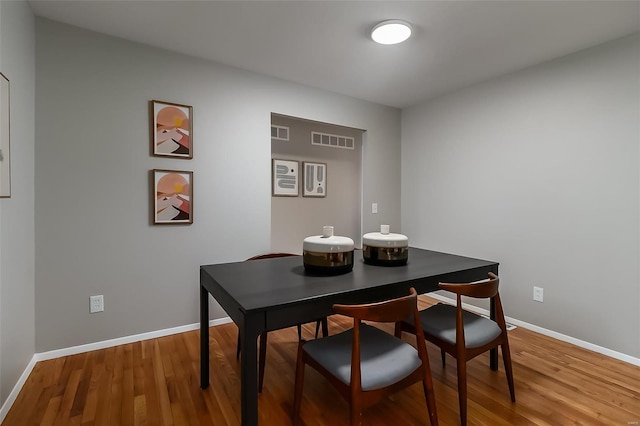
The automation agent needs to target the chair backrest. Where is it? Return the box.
[246,252,297,261]
[438,272,499,299]
[333,288,418,323]
[439,272,508,334]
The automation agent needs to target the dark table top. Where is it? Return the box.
[200,247,498,315]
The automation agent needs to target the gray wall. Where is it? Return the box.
[35,18,401,352]
[401,34,640,357]
[271,115,363,253]
[0,0,35,405]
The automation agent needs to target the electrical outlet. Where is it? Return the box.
[90,295,104,313]
[372,203,378,214]
[533,286,544,303]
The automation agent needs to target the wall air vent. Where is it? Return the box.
[271,125,289,141]
[311,131,355,150]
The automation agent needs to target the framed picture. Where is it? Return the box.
[303,162,326,197]
[151,100,193,158]
[153,169,193,224]
[0,72,10,198]
[272,159,298,196]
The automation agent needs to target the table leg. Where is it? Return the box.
[240,317,260,426]
[200,283,210,388]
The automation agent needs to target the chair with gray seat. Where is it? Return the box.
[236,252,328,392]
[292,288,438,426]
[395,272,515,425]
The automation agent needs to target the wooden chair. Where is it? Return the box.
[395,272,515,425]
[236,253,328,392]
[292,288,438,426]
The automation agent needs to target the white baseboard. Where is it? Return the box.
[427,293,640,367]
[0,317,232,423]
[0,354,37,423]
[35,317,232,362]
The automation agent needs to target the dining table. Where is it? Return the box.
[200,247,499,426]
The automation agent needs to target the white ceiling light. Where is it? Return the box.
[370,20,412,45]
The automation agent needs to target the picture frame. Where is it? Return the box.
[303,162,326,197]
[0,72,10,198]
[272,159,299,196]
[151,100,193,159]
[153,169,193,225]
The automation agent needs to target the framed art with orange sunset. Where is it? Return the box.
[151,100,192,158]
[153,169,193,225]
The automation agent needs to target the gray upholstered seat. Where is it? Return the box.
[395,273,515,426]
[405,303,502,349]
[293,288,439,426]
[302,323,422,391]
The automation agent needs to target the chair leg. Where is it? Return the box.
[292,342,306,426]
[421,360,439,426]
[297,324,303,340]
[441,349,446,367]
[258,332,267,392]
[456,357,468,426]
[314,317,329,338]
[501,341,516,402]
[394,322,402,338]
[350,398,362,426]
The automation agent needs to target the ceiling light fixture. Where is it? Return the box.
[370,20,412,45]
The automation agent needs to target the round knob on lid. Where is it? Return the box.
[322,226,334,238]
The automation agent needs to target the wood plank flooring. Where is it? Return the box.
[3,295,639,425]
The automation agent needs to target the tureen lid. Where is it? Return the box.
[303,226,355,253]
[363,225,408,248]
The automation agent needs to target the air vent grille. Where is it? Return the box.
[271,125,289,141]
[311,131,354,150]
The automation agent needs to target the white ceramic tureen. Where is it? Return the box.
[362,225,409,266]
[303,226,355,274]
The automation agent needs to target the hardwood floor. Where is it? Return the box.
[3,295,639,425]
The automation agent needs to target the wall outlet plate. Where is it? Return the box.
[90,295,104,313]
[533,286,544,303]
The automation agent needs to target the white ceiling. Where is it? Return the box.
[28,0,640,109]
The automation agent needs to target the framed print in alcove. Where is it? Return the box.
[0,72,10,198]
[151,100,193,158]
[272,159,299,196]
[303,162,326,197]
[153,169,193,225]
